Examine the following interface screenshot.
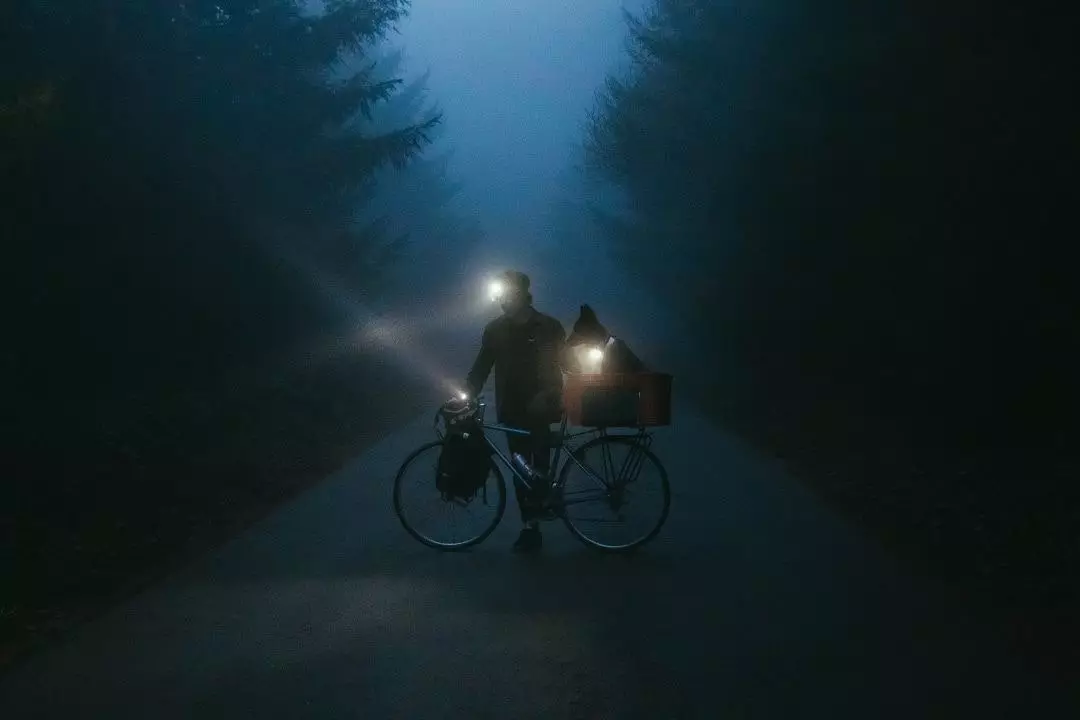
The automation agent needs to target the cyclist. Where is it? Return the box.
[461,269,571,553]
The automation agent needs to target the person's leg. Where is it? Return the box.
[527,422,552,483]
[507,425,545,553]
[505,431,537,524]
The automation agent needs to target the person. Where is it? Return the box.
[462,269,570,553]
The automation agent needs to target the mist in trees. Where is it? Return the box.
[5,1,443,434]
[348,48,484,311]
[2,0,476,643]
[582,0,1075,446]
[579,0,1076,597]
[3,0,1074,666]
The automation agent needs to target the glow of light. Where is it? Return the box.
[488,280,504,302]
[587,347,604,363]
[252,229,502,400]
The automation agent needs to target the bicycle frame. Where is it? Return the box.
[464,397,651,504]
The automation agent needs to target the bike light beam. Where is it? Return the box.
[268,242,465,397]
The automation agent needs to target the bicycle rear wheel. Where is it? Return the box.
[557,434,670,552]
[393,440,507,550]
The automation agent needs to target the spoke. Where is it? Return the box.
[559,437,668,550]
[627,442,648,483]
[613,440,644,486]
[572,451,613,492]
[567,518,627,525]
[448,498,458,541]
[409,463,437,493]
[602,440,616,485]
[581,465,610,492]
[395,443,506,549]
[561,488,608,499]
[410,497,444,526]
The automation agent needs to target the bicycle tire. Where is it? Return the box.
[392,440,507,551]
[557,435,671,553]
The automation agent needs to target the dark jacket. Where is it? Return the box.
[465,308,571,423]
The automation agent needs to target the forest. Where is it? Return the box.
[2,0,1076,674]
[580,0,1076,634]
[2,0,477,661]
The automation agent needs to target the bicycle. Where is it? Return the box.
[392,393,671,553]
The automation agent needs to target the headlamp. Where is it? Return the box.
[577,345,605,372]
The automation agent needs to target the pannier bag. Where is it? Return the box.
[436,429,490,500]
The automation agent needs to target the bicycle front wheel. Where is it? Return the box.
[393,440,507,550]
[558,435,670,552]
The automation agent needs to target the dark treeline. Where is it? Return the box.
[584,1,1077,611]
[2,1,469,655]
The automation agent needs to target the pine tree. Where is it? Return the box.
[3,0,448,441]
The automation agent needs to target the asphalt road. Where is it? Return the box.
[1,399,1074,718]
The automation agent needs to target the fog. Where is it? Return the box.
[397,0,636,238]
[5,1,1075,699]
[392,0,680,365]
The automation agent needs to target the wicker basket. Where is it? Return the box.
[563,372,673,427]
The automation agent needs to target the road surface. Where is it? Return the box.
[0,400,1073,718]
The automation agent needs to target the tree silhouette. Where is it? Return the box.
[584,0,1077,602]
[3,0,439,431]
[1,1,464,653]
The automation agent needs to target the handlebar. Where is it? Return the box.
[434,393,486,439]
[444,392,485,411]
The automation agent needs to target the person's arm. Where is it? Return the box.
[464,323,496,398]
